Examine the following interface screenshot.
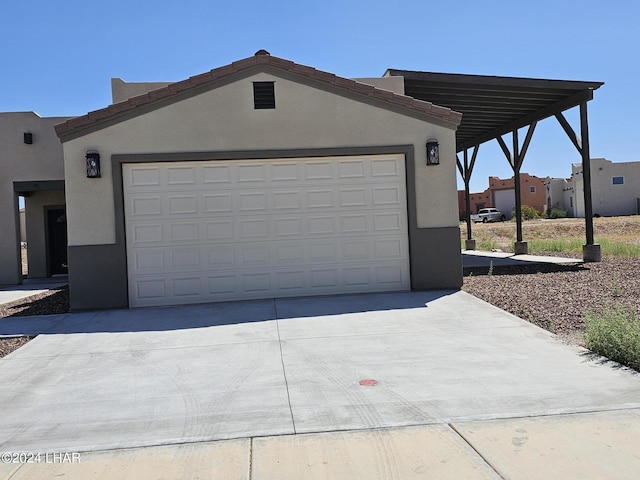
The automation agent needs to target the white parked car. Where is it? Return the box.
[470,208,506,223]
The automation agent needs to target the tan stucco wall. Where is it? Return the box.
[24,190,66,278]
[353,77,405,95]
[572,158,640,217]
[0,112,69,283]
[63,72,458,246]
[111,78,173,104]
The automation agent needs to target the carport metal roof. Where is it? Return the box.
[385,69,603,152]
[385,69,605,261]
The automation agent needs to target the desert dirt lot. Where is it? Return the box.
[461,216,640,345]
[1,217,639,357]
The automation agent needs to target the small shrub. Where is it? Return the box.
[511,205,539,221]
[546,208,567,219]
[584,307,640,371]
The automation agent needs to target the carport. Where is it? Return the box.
[385,69,604,261]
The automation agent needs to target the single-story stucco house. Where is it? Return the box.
[54,51,463,310]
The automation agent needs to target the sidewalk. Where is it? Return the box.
[3,409,640,479]
[0,276,68,307]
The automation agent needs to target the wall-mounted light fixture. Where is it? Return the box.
[85,150,101,178]
[24,132,33,144]
[426,140,439,165]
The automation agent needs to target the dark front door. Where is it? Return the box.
[47,208,68,275]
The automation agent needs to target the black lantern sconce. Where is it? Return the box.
[85,150,101,178]
[426,140,439,165]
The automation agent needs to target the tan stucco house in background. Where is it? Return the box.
[0,112,71,284]
[546,158,640,218]
[54,52,463,310]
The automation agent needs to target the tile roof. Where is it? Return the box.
[55,52,462,140]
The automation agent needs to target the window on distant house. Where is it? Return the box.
[530,186,536,193]
[253,81,275,109]
[570,196,573,208]
[612,176,624,185]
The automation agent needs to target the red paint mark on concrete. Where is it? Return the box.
[359,379,378,386]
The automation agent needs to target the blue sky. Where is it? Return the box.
[2,0,638,192]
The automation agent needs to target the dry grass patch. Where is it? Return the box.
[461,216,640,256]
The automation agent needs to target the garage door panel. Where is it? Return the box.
[237,163,268,182]
[238,218,269,238]
[173,277,201,297]
[374,238,406,258]
[170,248,201,268]
[129,167,161,187]
[373,186,402,206]
[135,278,166,301]
[337,160,365,178]
[203,165,232,184]
[340,214,368,233]
[203,193,233,213]
[205,220,234,240]
[131,197,162,216]
[132,224,163,244]
[124,155,410,307]
[168,195,198,215]
[271,163,300,182]
[240,244,271,266]
[273,191,303,210]
[376,265,406,285]
[374,212,404,232]
[304,161,333,181]
[371,158,401,177]
[274,217,303,237]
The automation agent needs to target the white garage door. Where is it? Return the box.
[494,189,515,219]
[123,154,410,307]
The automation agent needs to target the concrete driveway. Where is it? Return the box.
[0,292,640,480]
[2,290,640,478]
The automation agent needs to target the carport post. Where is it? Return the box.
[456,146,479,250]
[497,123,536,255]
[580,101,601,261]
[512,129,524,244]
[555,101,601,262]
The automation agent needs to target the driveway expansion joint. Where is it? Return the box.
[448,423,507,480]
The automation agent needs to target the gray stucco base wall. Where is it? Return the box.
[409,226,463,290]
[67,244,128,310]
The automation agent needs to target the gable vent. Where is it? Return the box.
[253,81,275,109]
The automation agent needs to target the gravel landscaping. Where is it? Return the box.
[0,287,68,358]
[463,254,640,346]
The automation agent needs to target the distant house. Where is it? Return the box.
[546,158,640,217]
[458,173,546,219]
[573,158,640,217]
[544,176,574,217]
